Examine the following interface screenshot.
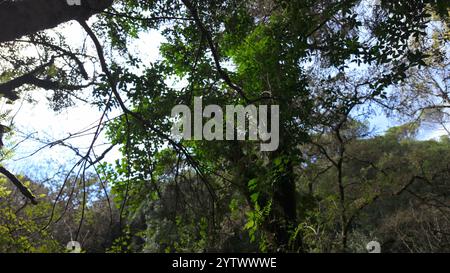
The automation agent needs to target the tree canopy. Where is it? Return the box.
[0,0,448,253]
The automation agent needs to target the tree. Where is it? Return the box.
[0,175,61,252]
[0,0,448,253]
[299,123,450,252]
[381,16,450,133]
[100,0,447,252]
[0,0,113,44]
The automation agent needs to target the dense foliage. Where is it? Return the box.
[0,0,448,253]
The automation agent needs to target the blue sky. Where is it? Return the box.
[3,21,165,180]
[2,19,447,181]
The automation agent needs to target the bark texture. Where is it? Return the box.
[0,0,113,43]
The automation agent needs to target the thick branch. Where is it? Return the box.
[0,0,113,44]
[0,59,54,100]
[0,57,93,100]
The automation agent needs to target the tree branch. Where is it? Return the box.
[0,166,37,205]
[0,0,113,44]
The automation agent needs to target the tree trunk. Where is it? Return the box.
[0,0,113,44]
